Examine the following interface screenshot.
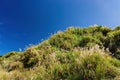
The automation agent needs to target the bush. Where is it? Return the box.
[20,48,39,68]
[106,30,120,59]
[73,46,120,80]
[115,26,120,30]
[49,32,77,50]
[79,36,102,47]
[8,61,23,72]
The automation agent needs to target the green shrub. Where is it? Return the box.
[106,30,120,59]
[115,26,120,30]
[79,36,102,47]
[100,27,112,36]
[20,48,39,68]
[3,52,21,59]
[49,32,77,50]
[66,27,84,35]
[73,46,119,80]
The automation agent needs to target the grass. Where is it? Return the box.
[0,25,120,80]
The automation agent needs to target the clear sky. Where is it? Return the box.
[0,0,120,55]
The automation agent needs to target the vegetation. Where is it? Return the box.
[0,25,120,80]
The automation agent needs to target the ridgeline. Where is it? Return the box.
[0,25,120,80]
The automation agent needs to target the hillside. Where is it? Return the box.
[0,25,120,80]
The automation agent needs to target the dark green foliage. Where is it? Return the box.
[106,30,120,59]
[100,27,112,36]
[79,36,102,47]
[115,26,120,30]
[20,48,39,68]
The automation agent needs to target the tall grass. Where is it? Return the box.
[0,26,120,80]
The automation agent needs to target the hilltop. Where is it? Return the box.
[0,25,120,80]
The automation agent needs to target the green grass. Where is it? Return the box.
[0,25,120,80]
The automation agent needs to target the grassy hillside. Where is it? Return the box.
[0,25,120,80]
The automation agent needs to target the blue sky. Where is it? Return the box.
[0,0,120,55]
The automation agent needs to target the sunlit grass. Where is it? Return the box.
[0,25,120,80]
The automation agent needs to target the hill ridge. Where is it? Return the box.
[0,25,120,80]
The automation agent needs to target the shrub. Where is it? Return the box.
[7,61,23,72]
[20,48,39,68]
[74,46,120,80]
[79,36,102,47]
[49,32,77,50]
[115,26,120,30]
[66,27,84,35]
[106,30,120,59]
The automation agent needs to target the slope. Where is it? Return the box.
[0,25,120,80]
